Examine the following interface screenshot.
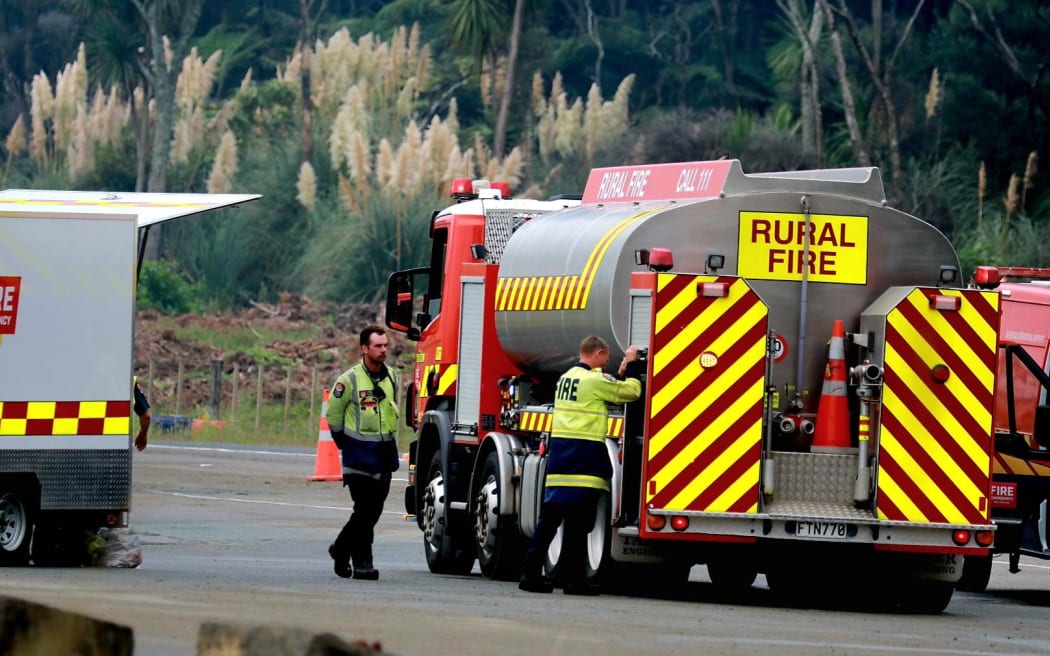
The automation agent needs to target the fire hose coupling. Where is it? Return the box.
[775,413,815,435]
[851,362,883,384]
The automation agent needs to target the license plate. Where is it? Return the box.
[794,521,854,539]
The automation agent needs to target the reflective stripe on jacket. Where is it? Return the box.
[326,363,400,474]
[544,362,642,502]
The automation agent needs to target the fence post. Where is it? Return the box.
[255,366,263,433]
[209,359,222,419]
[175,360,184,418]
[308,365,317,441]
[283,366,292,434]
[231,362,239,426]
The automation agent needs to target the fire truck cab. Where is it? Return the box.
[958,266,1050,591]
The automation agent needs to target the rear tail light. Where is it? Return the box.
[952,529,971,546]
[975,530,995,547]
[698,282,729,297]
[647,514,666,531]
[670,516,690,532]
[930,294,961,311]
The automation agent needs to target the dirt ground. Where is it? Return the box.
[133,295,412,411]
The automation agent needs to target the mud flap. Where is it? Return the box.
[519,453,546,539]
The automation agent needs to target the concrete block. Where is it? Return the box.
[196,622,387,656]
[0,595,133,656]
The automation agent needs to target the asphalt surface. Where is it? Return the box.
[2,442,1050,656]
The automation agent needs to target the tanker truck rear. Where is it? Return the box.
[386,160,1000,612]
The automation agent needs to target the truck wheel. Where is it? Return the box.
[474,451,524,581]
[707,555,758,593]
[421,454,474,575]
[0,490,34,566]
[898,580,955,614]
[956,553,993,593]
[546,493,610,584]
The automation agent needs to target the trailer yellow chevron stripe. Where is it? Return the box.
[516,411,623,437]
[643,274,768,515]
[0,400,131,436]
[876,288,999,525]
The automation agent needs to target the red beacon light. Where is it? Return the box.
[450,177,475,201]
[490,181,511,199]
[972,266,1001,289]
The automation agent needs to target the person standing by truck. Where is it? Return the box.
[519,336,643,595]
[326,325,400,581]
[133,377,152,451]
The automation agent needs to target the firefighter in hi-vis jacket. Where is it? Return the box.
[326,325,400,581]
[519,335,643,595]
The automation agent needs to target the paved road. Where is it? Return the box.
[2,443,1050,656]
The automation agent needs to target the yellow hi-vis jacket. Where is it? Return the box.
[326,363,400,476]
[544,361,642,503]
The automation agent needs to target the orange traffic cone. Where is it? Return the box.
[811,319,853,453]
[308,388,343,481]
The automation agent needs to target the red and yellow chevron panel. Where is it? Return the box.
[643,274,768,516]
[0,400,131,436]
[419,363,458,397]
[876,288,999,525]
[516,411,623,436]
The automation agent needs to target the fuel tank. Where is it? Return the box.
[493,160,959,406]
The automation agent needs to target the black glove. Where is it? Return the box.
[624,360,645,380]
[331,429,350,450]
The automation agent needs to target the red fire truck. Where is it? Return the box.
[957,266,1050,591]
[386,160,1000,612]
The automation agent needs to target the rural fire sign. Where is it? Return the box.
[737,211,869,284]
[0,276,20,336]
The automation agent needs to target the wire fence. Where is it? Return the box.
[136,358,415,447]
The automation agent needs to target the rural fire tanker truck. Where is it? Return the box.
[386,159,1001,612]
[956,266,1050,591]
[0,190,258,566]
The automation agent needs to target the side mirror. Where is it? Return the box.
[1034,405,1050,449]
[386,270,422,340]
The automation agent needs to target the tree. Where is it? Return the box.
[827,0,927,202]
[131,0,205,194]
[447,0,513,155]
[777,0,825,165]
[956,0,1049,155]
[493,0,525,159]
[816,0,870,168]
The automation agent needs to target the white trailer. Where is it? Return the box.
[0,190,260,565]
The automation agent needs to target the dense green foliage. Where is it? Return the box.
[1,0,1047,310]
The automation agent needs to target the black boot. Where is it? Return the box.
[518,569,553,593]
[328,544,352,579]
[352,562,379,580]
[562,579,600,596]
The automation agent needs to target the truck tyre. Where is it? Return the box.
[0,489,34,566]
[957,553,993,593]
[474,451,524,580]
[898,579,955,614]
[545,492,610,584]
[707,555,758,594]
[422,453,474,575]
